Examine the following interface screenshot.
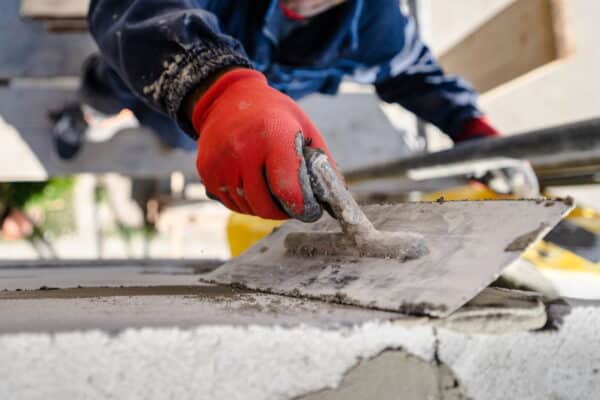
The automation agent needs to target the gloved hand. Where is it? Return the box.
[192,69,339,222]
[455,116,501,143]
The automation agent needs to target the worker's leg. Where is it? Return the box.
[79,54,126,115]
[80,54,196,150]
[52,54,195,159]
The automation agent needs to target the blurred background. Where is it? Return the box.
[1,0,599,299]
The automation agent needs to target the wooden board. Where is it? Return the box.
[0,87,409,180]
[20,0,89,31]
[439,0,575,94]
[20,0,89,19]
[203,200,572,317]
[44,18,88,32]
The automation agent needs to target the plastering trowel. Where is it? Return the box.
[201,149,573,317]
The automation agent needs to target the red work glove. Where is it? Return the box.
[279,1,305,20]
[455,116,501,143]
[192,69,339,222]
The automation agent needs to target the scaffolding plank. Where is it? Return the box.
[20,0,89,19]
[0,86,408,180]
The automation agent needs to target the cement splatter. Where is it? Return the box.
[505,223,549,252]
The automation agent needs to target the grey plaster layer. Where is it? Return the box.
[0,262,220,291]
[0,285,548,335]
[300,349,465,400]
[206,200,571,317]
[438,306,600,400]
[0,289,412,334]
[0,322,436,400]
[0,260,548,334]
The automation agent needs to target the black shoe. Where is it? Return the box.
[49,103,88,160]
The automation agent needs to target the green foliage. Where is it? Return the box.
[0,177,76,238]
[94,184,108,203]
[1,177,75,209]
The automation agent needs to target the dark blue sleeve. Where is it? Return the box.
[88,0,252,133]
[352,0,482,140]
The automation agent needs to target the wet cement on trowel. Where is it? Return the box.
[284,230,429,261]
[504,223,549,252]
[299,149,429,261]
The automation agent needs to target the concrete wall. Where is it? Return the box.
[1,306,599,399]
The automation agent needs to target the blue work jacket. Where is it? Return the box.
[88,0,481,147]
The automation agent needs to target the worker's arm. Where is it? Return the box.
[352,0,500,142]
[87,0,252,136]
[88,0,338,221]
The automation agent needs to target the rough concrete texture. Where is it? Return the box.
[433,287,547,335]
[0,323,436,400]
[1,305,598,400]
[0,263,597,399]
[439,306,600,400]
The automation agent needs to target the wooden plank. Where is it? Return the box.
[45,18,88,32]
[1,0,96,78]
[439,0,575,94]
[20,0,89,19]
[0,87,410,180]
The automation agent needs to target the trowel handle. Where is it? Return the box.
[303,147,346,216]
[303,147,377,236]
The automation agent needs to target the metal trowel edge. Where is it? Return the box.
[201,198,572,317]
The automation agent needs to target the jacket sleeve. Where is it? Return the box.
[351,1,482,140]
[87,0,253,135]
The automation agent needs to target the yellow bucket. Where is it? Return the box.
[226,212,284,257]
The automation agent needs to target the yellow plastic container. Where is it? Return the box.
[226,212,284,257]
[420,182,513,201]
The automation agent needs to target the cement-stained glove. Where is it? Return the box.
[192,69,340,222]
[455,116,501,142]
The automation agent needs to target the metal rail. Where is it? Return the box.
[345,118,600,186]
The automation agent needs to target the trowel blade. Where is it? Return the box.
[202,200,572,317]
